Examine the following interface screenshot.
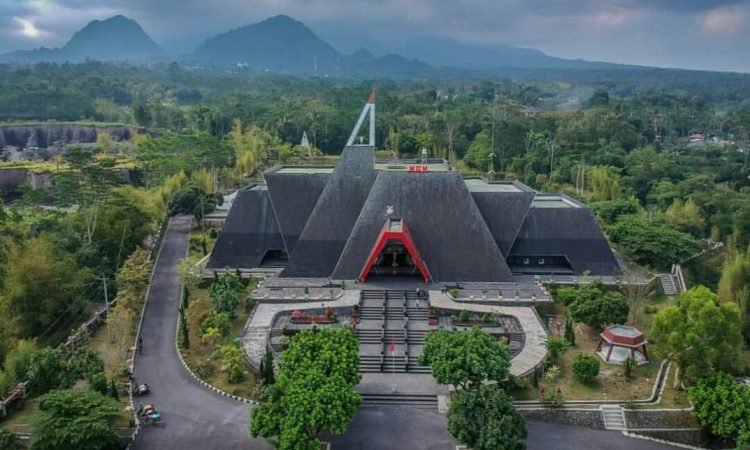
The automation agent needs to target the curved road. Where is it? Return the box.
[133,216,676,450]
[132,216,270,450]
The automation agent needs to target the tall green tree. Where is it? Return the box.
[688,372,750,445]
[209,272,243,318]
[650,286,743,385]
[250,328,361,450]
[418,328,510,391]
[448,385,527,450]
[0,237,88,337]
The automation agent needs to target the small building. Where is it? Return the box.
[596,325,648,365]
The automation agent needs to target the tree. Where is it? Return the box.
[572,354,600,383]
[447,385,527,450]
[607,215,701,270]
[30,389,121,450]
[418,328,510,390]
[563,316,576,346]
[545,337,570,363]
[66,347,105,381]
[567,284,629,329]
[260,345,275,386]
[665,198,706,237]
[26,347,75,397]
[200,311,232,337]
[201,327,220,347]
[2,339,37,388]
[0,237,88,337]
[221,345,246,383]
[688,372,750,444]
[209,272,243,318]
[250,329,361,449]
[168,182,219,220]
[650,286,743,385]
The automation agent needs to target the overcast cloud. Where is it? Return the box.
[0,0,748,72]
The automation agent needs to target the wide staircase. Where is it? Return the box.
[356,289,437,408]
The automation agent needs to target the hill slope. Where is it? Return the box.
[1,15,163,62]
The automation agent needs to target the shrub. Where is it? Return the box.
[482,313,492,323]
[542,388,565,408]
[200,311,232,337]
[545,337,570,363]
[458,310,470,323]
[221,345,246,384]
[572,354,600,383]
[449,288,459,299]
[0,429,21,450]
[543,365,561,383]
[209,228,218,239]
[623,356,634,380]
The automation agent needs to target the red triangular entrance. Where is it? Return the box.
[359,218,431,283]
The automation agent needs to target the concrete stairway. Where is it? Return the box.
[658,274,678,296]
[360,393,438,409]
[601,405,627,431]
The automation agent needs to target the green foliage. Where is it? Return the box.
[250,328,361,449]
[572,354,600,383]
[543,365,561,383]
[590,198,640,225]
[541,387,565,408]
[566,283,629,329]
[0,429,21,450]
[26,347,75,397]
[564,316,576,346]
[623,356,634,381]
[209,273,243,319]
[30,388,121,450]
[260,345,275,386]
[66,347,105,380]
[200,311,232,337]
[688,372,750,442]
[221,345,246,384]
[136,133,233,184]
[545,337,570,363]
[607,215,701,269]
[447,385,527,450]
[168,182,220,220]
[650,286,743,383]
[0,236,89,337]
[449,288,459,298]
[2,339,37,389]
[458,310,470,323]
[665,198,705,236]
[418,328,510,390]
[718,249,750,344]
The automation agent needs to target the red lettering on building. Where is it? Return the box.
[408,165,429,173]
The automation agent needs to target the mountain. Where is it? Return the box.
[193,15,341,73]
[191,15,430,76]
[0,15,163,62]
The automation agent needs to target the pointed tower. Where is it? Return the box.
[346,90,376,146]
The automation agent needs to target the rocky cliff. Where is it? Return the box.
[0,124,138,149]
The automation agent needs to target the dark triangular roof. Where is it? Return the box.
[470,183,535,256]
[264,168,330,254]
[207,186,284,269]
[509,202,620,275]
[282,146,377,277]
[332,170,514,282]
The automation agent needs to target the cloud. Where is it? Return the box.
[699,5,745,36]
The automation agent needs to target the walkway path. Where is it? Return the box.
[132,216,270,450]
[429,291,548,377]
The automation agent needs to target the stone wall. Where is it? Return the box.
[519,409,605,430]
[628,429,707,447]
[624,409,700,429]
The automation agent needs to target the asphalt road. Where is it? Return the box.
[131,216,676,450]
[330,408,678,450]
[131,216,270,450]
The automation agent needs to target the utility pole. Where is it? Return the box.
[103,275,112,342]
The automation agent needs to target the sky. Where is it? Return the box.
[1,0,749,72]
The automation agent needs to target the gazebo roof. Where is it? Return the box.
[600,325,646,347]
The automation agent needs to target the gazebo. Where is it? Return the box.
[596,325,649,365]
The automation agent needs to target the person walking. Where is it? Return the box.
[415,288,421,309]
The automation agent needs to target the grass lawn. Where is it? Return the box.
[515,293,687,405]
[179,284,262,400]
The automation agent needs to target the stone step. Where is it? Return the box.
[361,393,438,409]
